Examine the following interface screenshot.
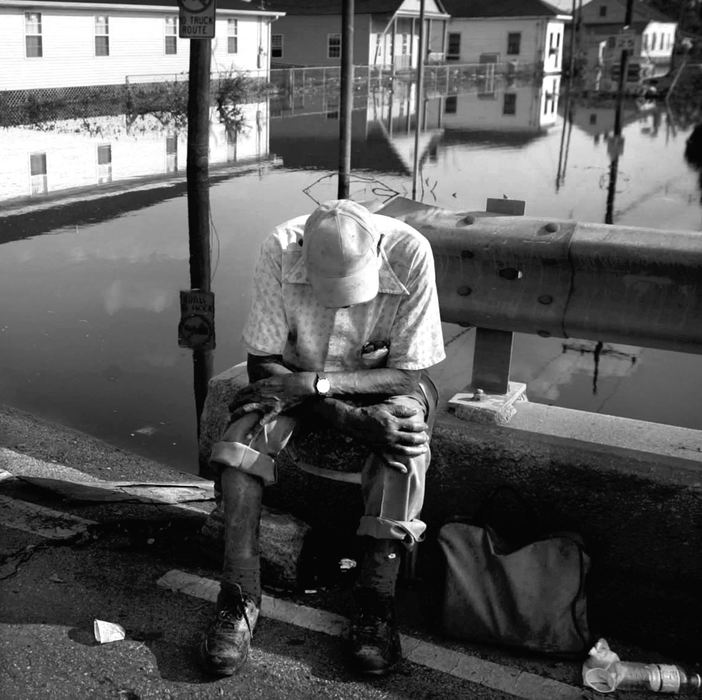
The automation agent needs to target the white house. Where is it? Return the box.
[265,0,450,71]
[0,0,283,92]
[440,0,571,74]
[578,0,677,86]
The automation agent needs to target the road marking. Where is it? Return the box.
[157,569,585,700]
[0,494,96,540]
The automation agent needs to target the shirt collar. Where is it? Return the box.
[284,247,408,296]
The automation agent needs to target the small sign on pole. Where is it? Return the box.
[178,0,216,40]
[616,28,636,52]
[178,289,215,349]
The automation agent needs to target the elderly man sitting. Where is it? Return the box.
[200,199,444,677]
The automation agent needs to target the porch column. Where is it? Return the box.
[391,17,397,76]
[411,16,416,69]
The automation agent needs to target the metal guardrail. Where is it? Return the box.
[382,198,702,394]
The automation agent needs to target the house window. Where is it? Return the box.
[165,17,177,55]
[97,144,112,183]
[401,33,410,55]
[271,34,283,59]
[589,113,597,125]
[447,32,460,61]
[503,93,517,115]
[228,19,238,54]
[599,5,607,17]
[95,16,109,56]
[328,34,341,59]
[29,152,47,195]
[444,96,457,114]
[643,34,648,51]
[651,33,657,51]
[507,32,521,55]
[25,12,43,58]
[166,135,178,173]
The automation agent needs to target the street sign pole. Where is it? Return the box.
[177,0,216,460]
[186,37,212,295]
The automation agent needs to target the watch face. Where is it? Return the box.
[316,377,331,395]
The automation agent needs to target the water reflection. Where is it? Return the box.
[0,76,700,473]
[0,102,272,205]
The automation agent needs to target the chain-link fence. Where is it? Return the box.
[0,62,538,127]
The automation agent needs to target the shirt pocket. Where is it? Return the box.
[359,340,390,368]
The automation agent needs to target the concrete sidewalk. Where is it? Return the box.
[0,404,687,699]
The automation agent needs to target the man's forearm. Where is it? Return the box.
[247,354,421,397]
[321,367,421,397]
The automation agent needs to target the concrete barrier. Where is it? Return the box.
[200,365,702,659]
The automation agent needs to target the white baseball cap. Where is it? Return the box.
[303,199,381,308]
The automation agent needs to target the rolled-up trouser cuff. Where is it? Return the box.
[357,515,426,546]
[209,441,277,486]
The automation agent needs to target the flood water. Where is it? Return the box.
[1,77,701,473]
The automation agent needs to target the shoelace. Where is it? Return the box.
[354,610,391,639]
[216,597,253,635]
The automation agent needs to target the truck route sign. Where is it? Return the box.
[178,0,216,39]
[178,289,215,349]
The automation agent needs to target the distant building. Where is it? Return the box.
[440,0,571,75]
[264,0,450,71]
[0,0,283,92]
[577,0,677,88]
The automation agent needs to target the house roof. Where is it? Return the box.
[581,0,676,24]
[441,0,566,19]
[262,1,447,16]
[14,0,279,13]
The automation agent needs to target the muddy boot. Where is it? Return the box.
[199,583,260,677]
[350,587,401,675]
[199,468,263,675]
[349,538,404,675]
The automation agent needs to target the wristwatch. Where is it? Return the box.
[314,373,331,396]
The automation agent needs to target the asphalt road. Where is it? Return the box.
[0,519,568,700]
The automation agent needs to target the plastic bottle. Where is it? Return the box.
[612,661,702,694]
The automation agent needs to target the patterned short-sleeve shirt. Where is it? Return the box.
[242,212,445,372]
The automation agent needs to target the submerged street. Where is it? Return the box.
[1,83,701,474]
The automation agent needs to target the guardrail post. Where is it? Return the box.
[472,328,513,394]
[448,197,528,424]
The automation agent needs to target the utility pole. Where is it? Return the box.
[605,0,634,224]
[338,0,354,199]
[411,0,427,201]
